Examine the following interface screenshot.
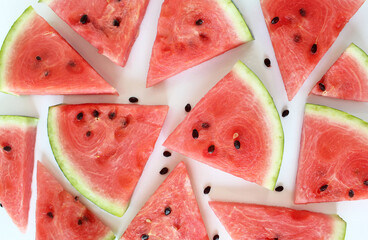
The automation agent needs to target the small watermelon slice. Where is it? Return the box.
[164,61,284,190]
[0,7,117,95]
[36,161,115,240]
[120,162,208,240]
[41,0,149,67]
[146,0,253,87]
[310,43,368,101]
[260,0,365,100]
[210,201,346,240]
[0,116,37,233]
[48,104,168,217]
[295,104,368,204]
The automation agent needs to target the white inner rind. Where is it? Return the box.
[330,215,347,240]
[346,43,368,75]
[0,115,38,129]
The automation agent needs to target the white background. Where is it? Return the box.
[0,0,368,239]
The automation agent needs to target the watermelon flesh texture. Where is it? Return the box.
[310,43,368,101]
[0,116,37,233]
[164,61,284,190]
[42,0,149,67]
[260,0,365,100]
[295,104,368,204]
[0,7,117,95]
[210,202,346,240]
[146,0,253,87]
[48,104,169,217]
[121,162,208,240]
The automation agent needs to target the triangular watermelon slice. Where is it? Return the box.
[310,43,368,101]
[36,161,115,240]
[146,0,253,87]
[260,0,365,100]
[295,104,368,204]
[210,201,346,239]
[41,0,149,67]
[47,103,168,217]
[0,7,117,95]
[120,162,208,240]
[164,61,284,190]
[0,116,38,233]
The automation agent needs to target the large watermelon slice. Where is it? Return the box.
[146,0,253,87]
[120,162,208,240]
[41,0,149,67]
[164,61,284,190]
[260,0,365,100]
[0,116,37,233]
[36,161,115,240]
[295,104,368,204]
[310,43,368,101]
[210,201,346,239]
[0,7,117,95]
[47,103,168,217]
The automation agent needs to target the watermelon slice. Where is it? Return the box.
[260,0,365,100]
[36,161,115,240]
[210,201,346,240]
[0,7,117,95]
[120,162,208,240]
[310,43,368,101]
[47,104,168,217]
[164,61,284,190]
[0,116,37,233]
[146,0,253,87]
[295,104,368,204]
[41,0,149,67]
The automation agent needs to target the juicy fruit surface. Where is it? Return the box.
[210,202,346,240]
[121,162,208,240]
[295,104,368,204]
[44,0,149,66]
[36,162,115,240]
[48,104,168,216]
[260,0,365,100]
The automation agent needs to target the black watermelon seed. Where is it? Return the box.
[208,145,215,154]
[204,186,211,194]
[76,112,83,120]
[163,151,171,157]
[271,17,279,24]
[160,167,169,175]
[234,140,241,149]
[282,110,289,117]
[129,97,139,103]
[36,56,41,61]
[108,112,116,120]
[196,19,204,25]
[364,180,368,186]
[213,235,219,240]
[93,110,99,118]
[44,71,49,77]
[202,122,210,128]
[264,58,271,67]
[192,129,199,139]
[3,146,11,152]
[294,34,301,43]
[164,207,172,216]
[0,203,2,207]
[311,44,318,54]
[349,189,354,198]
[47,212,54,218]
[68,61,76,67]
[78,219,83,225]
[113,19,120,27]
[86,131,91,137]
[320,184,328,192]
[319,82,326,91]
[74,196,79,201]
[299,8,306,16]
[80,14,88,24]
[185,104,192,112]
[275,186,284,192]
[141,234,149,240]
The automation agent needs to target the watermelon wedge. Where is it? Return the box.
[260,0,365,100]
[310,43,368,101]
[146,0,253,87]
[164,61,284,190]
[47,104,168,217]
[41,0,149,67]
[295,104,368,204]
[0,116,37,233]
[210,201,346,240]
[36,161,115,240]
[120,162,208,240]
[0,7,117,95]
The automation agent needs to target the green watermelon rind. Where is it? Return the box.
[346,43,368,72]
[102,232,116,240]
[0,115,38,128]
[331,215,347,240]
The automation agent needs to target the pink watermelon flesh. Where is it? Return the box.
[310,43,368,101]
[43,0,149,67]
[146,0,253,87]
[210,202,346,240]
[0,116,37,233]
[0,7,117,95]
[260,0,365,100]
[121,162,208,240]
[36,161,115,240]
[295,104,368,204]
[48,104,168,217]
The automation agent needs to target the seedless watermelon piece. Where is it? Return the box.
[310,43,368,101]
[48,104,169,216]
[0,116,37,233]
[146,0,253,87]
[210,202,346,240]
[295,104,368,204]
[121,162,208,240]
[260,0,365,100]
[164,61,284,190]
[0,7,117,95]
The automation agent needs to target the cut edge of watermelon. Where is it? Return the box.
[331,215,347,240]
[0,115,39,128]
[346,43,368,72]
